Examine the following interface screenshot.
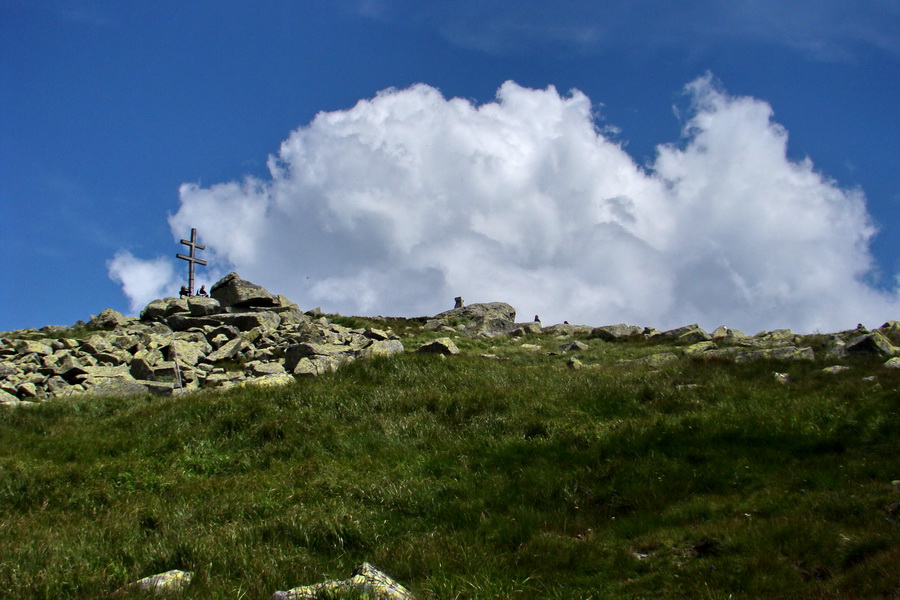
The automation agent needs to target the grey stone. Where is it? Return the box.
[364,328,391,341]
[431,302,517,337]
[417,337,460,355]
[358,339,405,359]
[116,569,192,596]
[558,341,589,352]
[656,324,711,344]
[140,298,172,322]
[248,361,286,377]
[290,357,318,376]
[87,308,128,330]
[206,311,281,334]
[845,332,899,357]
[16,340,53,356]
[542,323,594,336]
[44,375,72,394]
[163,298,190,318]
[273,562,414,600]
[239,372,296,388]
[683,341,717,356]
[187,296,222,316]
[731,346,815,362]
[621,352,679,368]
[755,329,796,342]
[78,365,133,380]
[210,272,277,308]
[0,389,20,406]
[591,323,644,341]
[17,381,40,398]
[167,339,211,366]
[512,321,542,336]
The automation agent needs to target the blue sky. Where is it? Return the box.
[2,1,898,333]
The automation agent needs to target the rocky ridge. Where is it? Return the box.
[2,273,900,406]
[0,273,404,406]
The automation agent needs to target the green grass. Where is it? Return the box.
[0,324,898,599]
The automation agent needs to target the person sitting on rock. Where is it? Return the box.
[179,285,190,298]
[197,285,208,297]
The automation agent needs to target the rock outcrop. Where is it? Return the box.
[0,274,403,403]
[426,301,518,337]
[4,275,899,404]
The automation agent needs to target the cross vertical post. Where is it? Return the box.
[176,228,207,295]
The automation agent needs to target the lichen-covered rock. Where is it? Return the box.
[683,341,717,356]
[655,324,711,344]
[210,272,276,308]
[429,302,517,337]
[115,569,192,597]
[273,563,414,600]
[541,323,594,336]
[417,337,459,355]
[732,346,815,362]
[88,308,128,330]
[591,323,644,341]
[845,331,899,357]
[187,296,222,316]
[239,372,295,387]
[359,339,405,358]
[558,341,589,352]
[621,352,680,369]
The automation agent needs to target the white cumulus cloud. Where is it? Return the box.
[107,251,179,313]
[111,77,900,333]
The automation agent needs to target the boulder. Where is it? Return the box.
[845,331,899,357]
[205,329,260,363]
[167,339,211,366]
[755,329,796,343]
[0,389,20,407]
[140,298,172,322]
[732,346,815,362]
[417,337,460,355]
[81,377,173,397]
[16,340,53,356]
[239,372,296,388]
[655,324,711,344]
[591,323,643,341]
[358,339,405,359]
[542,323,594,336]
[511,321,542,336]
[711,326,747,343]
[210,272,277,308]
[430,302,517,337]
[558,341,589,352]
[683,341,717,356]
[187,296,222,316]
[88,308,128,330]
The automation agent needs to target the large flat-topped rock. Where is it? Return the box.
[210,272,277,308]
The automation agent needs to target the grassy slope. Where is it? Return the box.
[0,321,898,599]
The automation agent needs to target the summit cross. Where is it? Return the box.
[176,228,207,296]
